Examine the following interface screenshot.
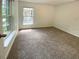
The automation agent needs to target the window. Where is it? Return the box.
[2,0,16,47]
[2,0,10,34]
[23,8,34,25]
[2,0,15,37]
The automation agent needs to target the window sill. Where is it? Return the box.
[4,31,16,47]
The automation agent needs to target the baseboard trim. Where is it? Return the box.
[52,26,79,38]
[19,26,79,38]
[19,26,53,31]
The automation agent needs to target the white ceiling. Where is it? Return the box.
[20,0,78,5]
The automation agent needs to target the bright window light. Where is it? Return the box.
[23,8,34,25]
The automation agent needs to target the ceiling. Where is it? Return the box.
[20,0,78,5]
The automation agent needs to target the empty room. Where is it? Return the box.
[0,0,79,59]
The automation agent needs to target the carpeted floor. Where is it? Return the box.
[7,27,79,59]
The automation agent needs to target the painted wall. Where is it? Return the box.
[53,1,79,37]
[18,1,55,28]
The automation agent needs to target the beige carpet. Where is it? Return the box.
[7,27,79,59]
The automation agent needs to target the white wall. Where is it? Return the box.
[18,1,55,28]
[53,1,79,37]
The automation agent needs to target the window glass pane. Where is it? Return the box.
[2,0,6,16]
[2,0,13,34]
[23,17,33,25]
[23,8,34,17]
[23,8,34,25]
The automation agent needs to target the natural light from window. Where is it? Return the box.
[23,8,34,25]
